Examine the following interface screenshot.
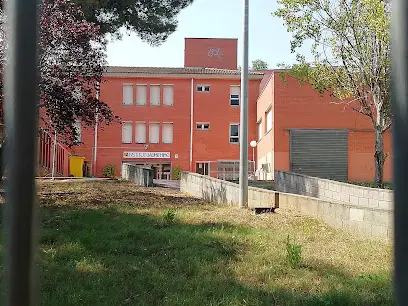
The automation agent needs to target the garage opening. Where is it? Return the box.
[290,129,348,181]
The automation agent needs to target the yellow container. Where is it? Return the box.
[69,156,85,178]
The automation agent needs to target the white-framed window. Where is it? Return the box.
[163,85,174,106]
[74,120,82,143]
[266,109,272,133]
[150,85,160,106]
[196,123,210,130]
[229,124,239,143]
[162,123,173,144]
[230,86,240,106]
[122,122,132,143]
[135,122,146,144]
[197,85,210,92]
[258,121,262,141]
[149,122,160,144]
[123,84,133,105]
[136,85,147,106]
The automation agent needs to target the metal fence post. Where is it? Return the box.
[3,0,39,304]
[392,0,408,304]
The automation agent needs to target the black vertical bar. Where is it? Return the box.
[3,0,39,304]
[392,1,408,304]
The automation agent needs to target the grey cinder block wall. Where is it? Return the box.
[274,171,393,211]
[181,172,393,240]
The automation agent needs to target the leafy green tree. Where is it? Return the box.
[274,0,391,187]
[251,59,268,70]
[72,0,195,45]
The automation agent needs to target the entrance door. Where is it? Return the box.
[196,162,209,175]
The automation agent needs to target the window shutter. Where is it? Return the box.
[136,85,147,105]
[230,86,240,96]
[266,110,272,132]
[135,122,146,143]
[122,122,132,143]
[123,84,133,105]
[150,85,160,106]
[162,123,173,143]
[149,123,160,143]
[163,85,174,106]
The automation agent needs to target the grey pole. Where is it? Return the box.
[3,0,39,304]
[239,0,249,209]
[392,0,408,303]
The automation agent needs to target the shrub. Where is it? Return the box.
[172,165,182,180]
[286,235,302,268]
[102,165,116,178]
[162,209,177,226]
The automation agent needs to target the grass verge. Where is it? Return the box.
[0,180,393,305]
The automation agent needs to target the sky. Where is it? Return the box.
[106,0,312,69]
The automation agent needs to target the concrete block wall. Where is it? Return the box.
[181,172,393,240]
[121,163,154,187]
[278,193,393,240]
[180,172,277,208]
[275,171,394,210]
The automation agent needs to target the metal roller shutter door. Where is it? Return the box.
[290,129,348,181]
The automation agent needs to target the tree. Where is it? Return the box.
[1,0,116,146]
[274,0,391,188]
[72,0,195,45]
[252,59,269,70]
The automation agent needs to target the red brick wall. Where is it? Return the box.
[184,38,238,70]
[73,75,262,177]
[273,72,392,182]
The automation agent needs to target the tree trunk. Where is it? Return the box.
[374,127,385,188]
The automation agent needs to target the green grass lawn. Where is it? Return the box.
[1,181,393,305]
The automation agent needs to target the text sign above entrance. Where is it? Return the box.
[123,152,171,159]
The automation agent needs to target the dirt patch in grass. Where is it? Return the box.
[0,180,393,305]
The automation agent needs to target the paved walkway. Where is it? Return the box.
[153,179,180,190]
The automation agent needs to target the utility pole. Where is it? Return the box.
[239,0,249,209]
[93,85,99,177]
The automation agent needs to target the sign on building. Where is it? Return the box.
[123,152,171,159]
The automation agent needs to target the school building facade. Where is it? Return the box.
[72,37,392,182]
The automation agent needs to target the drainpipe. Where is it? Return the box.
[190,78,194,172]
[51,130,57,180]
[93,86,99,177]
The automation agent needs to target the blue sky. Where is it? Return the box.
[106,0,311,68]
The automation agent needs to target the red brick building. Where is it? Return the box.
[72,38,263,179]
[72,38,391,182]
[256,70,392,182]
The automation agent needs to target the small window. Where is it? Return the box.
[150,85,160,106]
[230,86,240,106]
[196,123,210,130]
[197,85,210,92]
[123,84,133,105]
[163,85,174,106]
[162,123,173,144]
[136,85,147,106]
[149,123,160,144]
[122,122,132,143]
[266,109,272,133]
[230,124,239,143]
[258,121,262,141]
[135,122,146,143]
